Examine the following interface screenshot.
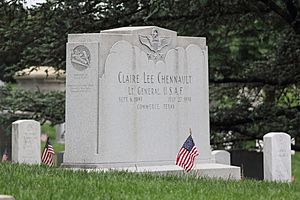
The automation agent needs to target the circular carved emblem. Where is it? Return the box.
[71,45,91,71]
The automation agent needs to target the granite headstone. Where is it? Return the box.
[12,120,41,164]
[212,150,230,165]
[64,26,240,179]
[263,132,291,182]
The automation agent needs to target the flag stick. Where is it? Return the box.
[189,128,197,175]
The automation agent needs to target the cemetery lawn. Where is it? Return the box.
[1,155,300,200]
[292,151,300,181]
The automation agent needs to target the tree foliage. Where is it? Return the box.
[0,0,300,150]
[0,85,65,135]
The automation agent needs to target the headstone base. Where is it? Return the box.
[63,163,241,180]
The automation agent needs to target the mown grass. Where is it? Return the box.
[0,161,300,200]
[292,152,300,182]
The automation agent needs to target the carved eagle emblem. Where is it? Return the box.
[139,29,171,53]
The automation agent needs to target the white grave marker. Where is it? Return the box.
[212,150,230,165]
[12,120,41,164]
[263,132,291,182]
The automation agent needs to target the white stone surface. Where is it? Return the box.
[12,120,41,164]
[212,150,230,165]
[65,26,210,164]
[76,163,240,180]
[55,123,65,144]
[64,26,240,180]
[66,41,99,162]
[263,132,291,182]
[0,195,15,200]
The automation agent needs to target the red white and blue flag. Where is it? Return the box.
[176,135,199,172]
[41,137,55,166]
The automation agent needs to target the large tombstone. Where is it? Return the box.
[64,26,240,179]
[12,120,41,164]
[263,132,291,182]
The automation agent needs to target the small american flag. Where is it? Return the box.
[1,148,8,162]
[176,135,199,172]
[41,137,55,166]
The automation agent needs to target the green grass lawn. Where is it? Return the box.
[5,122,300,200]
[292,152,300,182]
[0,154,300,200]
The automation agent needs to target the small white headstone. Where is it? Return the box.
[212,150,230,165]
[55,123,65,144]
[12,120,41,164]
[263,132,291,182]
